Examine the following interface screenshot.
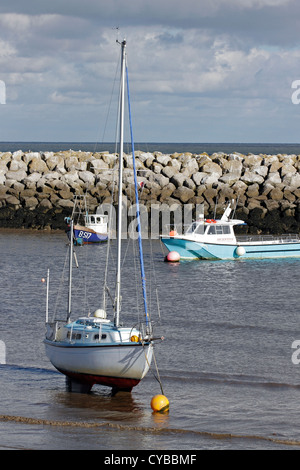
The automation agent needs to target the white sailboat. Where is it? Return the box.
[44,40,157,393]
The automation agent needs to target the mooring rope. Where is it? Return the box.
[151,348,165,396]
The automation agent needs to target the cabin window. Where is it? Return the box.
[186,222,195,233]
[94,334,107,341]
[207,225,231,235]
[186,222,198,234]
[67,332,82,340]
[194,224,205,235]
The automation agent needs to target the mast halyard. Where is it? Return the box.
[126,62,150,335]
[115,39,126,327]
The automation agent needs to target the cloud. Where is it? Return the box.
[0,1,297,39]
[0,0,299,142]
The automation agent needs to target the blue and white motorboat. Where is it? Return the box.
[45,40,160,393]
[161,201,300,260]
[67,215,108,244]
[65,194,108,244]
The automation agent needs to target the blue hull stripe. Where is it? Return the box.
[161,238,300,260]
[67,227,108,244]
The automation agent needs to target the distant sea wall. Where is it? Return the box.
[1,149,300,234]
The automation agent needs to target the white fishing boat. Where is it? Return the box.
[44,40,158,393]
[65,194,108,245]
[161,200,300,260]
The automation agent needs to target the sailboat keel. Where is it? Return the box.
[65,376,93,393]
[62,368,139,392]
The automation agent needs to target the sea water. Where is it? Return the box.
[1,141,300,155]
[1,141,300,452]
[1,229,300,450]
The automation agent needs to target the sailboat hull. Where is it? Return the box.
[44,340,153,391]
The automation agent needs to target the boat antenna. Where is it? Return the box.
[231,196,239,219]
[113,26,120,43]
[214,196,218,219]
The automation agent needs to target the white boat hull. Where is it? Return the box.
[44,339,153,391]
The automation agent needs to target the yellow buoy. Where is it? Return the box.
[150,394,169,413]
[130,335,139,342]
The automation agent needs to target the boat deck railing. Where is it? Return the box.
[236,233,300,244]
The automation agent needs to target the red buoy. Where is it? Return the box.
[165,251,180,262]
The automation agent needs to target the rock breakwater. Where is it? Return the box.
[1,148,300,234]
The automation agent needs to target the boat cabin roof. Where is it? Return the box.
[67,316,111,329]
[186,218,245,235]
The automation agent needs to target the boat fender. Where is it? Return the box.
[206,219,216,223]
[165,251,180,262]
[169,230,177,236]
[130,335,140,342]
[93,309,107,319]
[235,246,245,257]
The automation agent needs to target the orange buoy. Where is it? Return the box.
[150,394,169,413]
[165,251,180,262]
[169,230,177,237]
[130,335,139,342]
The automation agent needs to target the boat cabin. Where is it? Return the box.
[186,221,232,236]
[84,214,108,233]
[184,219,237,243]
[55,316,114,345]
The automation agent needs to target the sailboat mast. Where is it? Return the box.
[115,39,126,327]
[67,219,74,323]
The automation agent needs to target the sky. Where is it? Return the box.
[1,0,300,143]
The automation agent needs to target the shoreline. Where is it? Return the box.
[0,227,65,234]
